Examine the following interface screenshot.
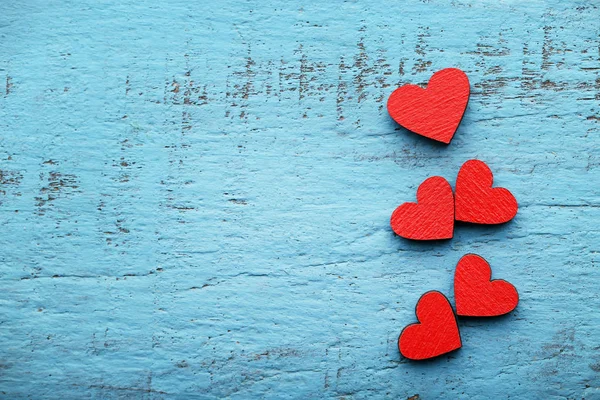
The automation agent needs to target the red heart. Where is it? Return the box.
[454,254,519,317]
[387,68,470,144]
[455,160,518,224]
[398,291,462,360]
[390,176,454,240]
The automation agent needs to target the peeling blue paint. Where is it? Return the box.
[1,0,599,398]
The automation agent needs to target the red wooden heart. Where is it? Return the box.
[454,254,519,317]
[455,160,518,224]
[387,68,470,144]
[390,176,454,240]
[398,291,462,360]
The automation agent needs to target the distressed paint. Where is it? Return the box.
[0,0,599,399]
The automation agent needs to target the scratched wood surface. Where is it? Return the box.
[1,1,599,399]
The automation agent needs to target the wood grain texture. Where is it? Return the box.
[390,176,454,240]
[0,0,599,398]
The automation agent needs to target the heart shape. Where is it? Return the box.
[390,176,454,240]
[455,159,518,224]
[387,68,470,144]
[454,254,519,317]
[398,291,462,360]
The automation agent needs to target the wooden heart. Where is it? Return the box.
[399,291,462,360]
[454,254,519,317]
[455,159,518,224]
[390,176,454,240]
[387,68,470,144]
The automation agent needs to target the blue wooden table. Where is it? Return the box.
[1,1,599,398]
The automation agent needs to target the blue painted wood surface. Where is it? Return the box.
[1,1,599,398]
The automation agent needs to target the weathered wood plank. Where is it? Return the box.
[1,0,599,398]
